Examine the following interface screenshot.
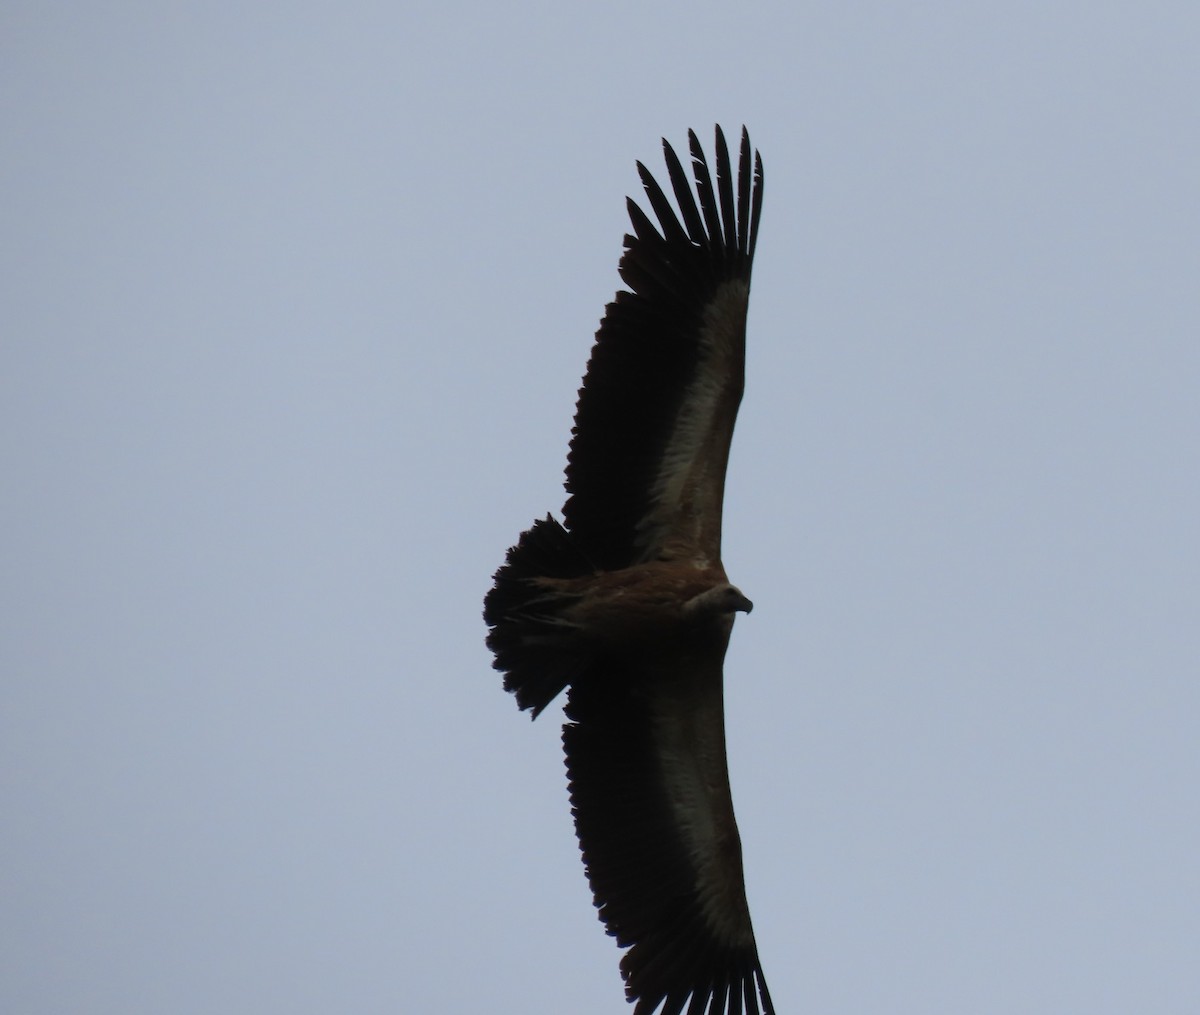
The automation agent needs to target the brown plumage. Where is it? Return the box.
[484,126,772,1015]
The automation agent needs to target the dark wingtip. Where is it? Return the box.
[627,124,763,275]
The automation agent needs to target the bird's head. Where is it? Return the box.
[683,583,753,618]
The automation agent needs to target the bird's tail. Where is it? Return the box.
[484,515,594,718]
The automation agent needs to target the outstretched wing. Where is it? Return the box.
[563,126,764,572]
[564,643,774,1015]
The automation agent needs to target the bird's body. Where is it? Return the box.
[540,560,746,644]
[484,126,772,1015]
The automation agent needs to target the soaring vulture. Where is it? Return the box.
[484,126,772,1015]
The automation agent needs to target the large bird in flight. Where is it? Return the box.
[484,126,772,1015]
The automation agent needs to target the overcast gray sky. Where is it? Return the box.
[4,3,1199,1013]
